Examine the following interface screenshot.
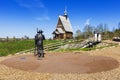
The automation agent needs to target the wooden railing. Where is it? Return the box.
[16,40,72,54]
[15,39,89,55]
[44,40,70,51]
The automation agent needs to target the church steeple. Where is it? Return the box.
[64,7,67,15]
[64,6,68,19]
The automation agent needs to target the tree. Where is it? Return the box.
[97,24,104,33]
[103,24,109,33]
[107,31,114,39]
[95,23,109,34]
[76,29,81,36]
[83,24,93,38]
[112,27,115,32]
[101,24,109,39]
[118,22,120,30]
[75,29,81,40]
[95,23,111,40]
[114,29,120,37]
[112,22,120,37]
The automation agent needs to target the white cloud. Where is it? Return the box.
[36,16,50,21]
[15,0,45,8]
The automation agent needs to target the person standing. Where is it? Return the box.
[35,30,45,58]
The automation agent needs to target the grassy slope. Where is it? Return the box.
[0,40,60,56]
[1,39,117,56]
[0,40,34,56]
[57,42,118,52]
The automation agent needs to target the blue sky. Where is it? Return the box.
[0,0,120,38]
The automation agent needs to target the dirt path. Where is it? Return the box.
[0,44,120,80]
[0,53,119,74]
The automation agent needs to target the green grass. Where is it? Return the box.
[43,39,60,45]
[94,43,118,49]
[0,40,34,56]
[57,48,91,52]
[0,39,118,56]
[0,40,60,56]
[56,43,119,52]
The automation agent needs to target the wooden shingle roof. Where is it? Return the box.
[59,15,73,32]
[56,28,65,34]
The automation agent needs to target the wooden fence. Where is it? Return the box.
[44,40,69,51]
[16,40,70,54]
[16,39,83,54]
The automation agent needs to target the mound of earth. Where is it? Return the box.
[0,53,119,74]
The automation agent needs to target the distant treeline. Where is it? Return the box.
[75,22,120,40]
[0,36,33,42]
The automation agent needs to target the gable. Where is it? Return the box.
[59,15,73,32]
[57,18,62,27]
[56,18,65,31]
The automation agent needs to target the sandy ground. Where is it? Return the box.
[0,41,120,80]
[0,53,119,74]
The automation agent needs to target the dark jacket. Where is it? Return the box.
[35,33,45,47]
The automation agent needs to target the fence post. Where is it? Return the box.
[47,44,49,51]
[60,40,62,48]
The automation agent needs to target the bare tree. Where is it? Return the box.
[97,24,104,33]
[75,29,81,40]
[104,24,109,33]
[118,22,120,30]
[114,29,120,37]
[83,24,93,38]
[102,24,109,39]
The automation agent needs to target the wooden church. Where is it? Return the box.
[52,8,73,39]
